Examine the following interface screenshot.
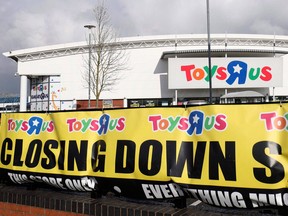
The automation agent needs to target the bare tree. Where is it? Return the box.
[83,0,128,108]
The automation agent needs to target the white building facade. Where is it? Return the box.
[3,34,288,111]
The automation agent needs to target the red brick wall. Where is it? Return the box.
[0,202,85,216]
[76,99,124,109]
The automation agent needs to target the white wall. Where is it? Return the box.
[18,46,178,101]
[18,55,88,101]
[269,54,288,97]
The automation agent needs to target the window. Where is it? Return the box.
[30,76,61,111]
[128,98,172,107]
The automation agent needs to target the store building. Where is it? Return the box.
[3,34,288,111]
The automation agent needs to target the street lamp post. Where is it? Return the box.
[84,24,96,108]
[206,0,213,104]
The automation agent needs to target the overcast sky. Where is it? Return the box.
[1,0,288,95]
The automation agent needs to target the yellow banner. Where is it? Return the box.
[1,103,288,208]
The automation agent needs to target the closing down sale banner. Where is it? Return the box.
[1,103,288,208]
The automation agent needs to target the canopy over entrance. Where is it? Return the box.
[220,91,264,99]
